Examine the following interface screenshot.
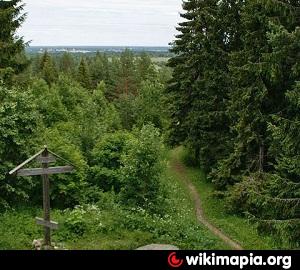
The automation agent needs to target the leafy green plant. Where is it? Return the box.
[89,131,132,192]
[120,124,165,210]
[64,206,88,236]
[0,84,42,210]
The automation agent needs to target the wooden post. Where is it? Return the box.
[9,145,75,250]
[42,146,51,248]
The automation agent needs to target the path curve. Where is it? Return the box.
[170,157,243,250]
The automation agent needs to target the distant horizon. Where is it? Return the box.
[27,45,171,47]
[25,45,171,54]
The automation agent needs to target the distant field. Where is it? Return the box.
[151,57,170,63]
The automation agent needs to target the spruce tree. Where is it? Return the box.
[90,52,112,89]
[90,52,105,88]
[216,0,300,247]
[212,1,300,187]
[167,0,199,148]
[167,0,242,169]
[265,82,300,247]
[252,4,300,247]
[105,56,120,100]
[39,51,58,85]
[137,52,156,82]
[116,49,138,96]
[0,0,29,84]
[59,52,75,75]
[77,57,92,89]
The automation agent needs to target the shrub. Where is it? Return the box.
[33,127,88,208]
[134,80,167,130]
[0,208,41,249]
[61,203,118,239]
[64,205,88,236]
[89,131,132,192]
[0,84,41,210]
[120,124,165,209]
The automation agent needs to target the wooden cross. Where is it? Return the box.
[9,146,74,249]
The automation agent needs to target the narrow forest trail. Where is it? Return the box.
[170,151,243,250]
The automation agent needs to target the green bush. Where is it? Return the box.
[33,127,88,208]
[61,202,118,239]
[0,208,41,250]
[64,206,88,236]
[0,84,42,210]
[31,79,68,127]
[134,80,167,130]
[89,132,132,192]
[120,124,165,209]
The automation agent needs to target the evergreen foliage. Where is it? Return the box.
[1,0,298,248]
[0,0,29,84]
[168,0,300,247]
[39,51,58,85]
[77,57,92,89]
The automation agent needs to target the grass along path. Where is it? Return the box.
[0,147,275,250]
[169,149,242,250]
[169,147,277,250]
[170,155,243,250]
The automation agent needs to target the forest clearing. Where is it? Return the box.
[0,148,280,250]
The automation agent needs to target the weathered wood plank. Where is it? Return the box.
[17,166,74,176]
[41,148,51,246]
[9,148,45,175]
[36,154,56,164]
[48,149,76,167]
[36,217,59,230]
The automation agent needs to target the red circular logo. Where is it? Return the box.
[168,252,184,268]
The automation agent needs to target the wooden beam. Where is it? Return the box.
[9,148,45,175]
[36,154,56,164]
[41,148,51,246]
[17,166,74,176]
[36,217,59,230]
[48,149,76,167]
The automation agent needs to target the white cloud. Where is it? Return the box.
[19,0,183,46]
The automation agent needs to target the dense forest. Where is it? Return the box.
[0,0,299,249]
[167,0,300,248]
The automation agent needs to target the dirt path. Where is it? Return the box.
[170,157,243,250]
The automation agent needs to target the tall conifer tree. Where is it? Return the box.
[167,0,242,169]
[39,51,58,85]
[214,0,300,246]
[0,0,28,83]
[77,57,92,89]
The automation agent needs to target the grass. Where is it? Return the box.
[171,147,278,250]
[163,151,230,250]
[1,147,276,250]
[0,148,229,250]
[0,206,155,250]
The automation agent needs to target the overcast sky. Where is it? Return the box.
[18,0,183,46]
